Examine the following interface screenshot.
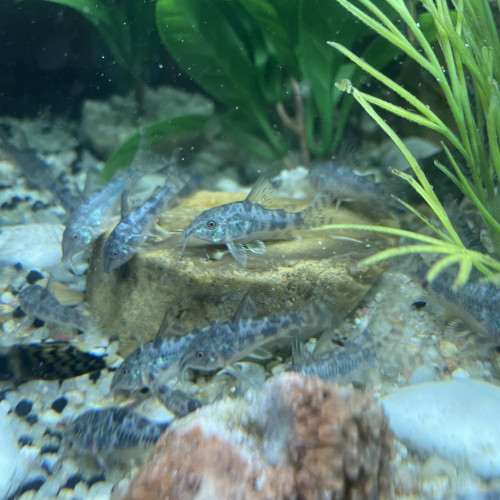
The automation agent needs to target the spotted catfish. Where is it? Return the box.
[420,267,500,338]
[110,311,198,393]
[102,167,196,274]
[179,295,336,379]
[62,404,169,465]
[0,341,105,385]
[309,158,403,211]
[291,330,376,382]
[180,175,332,267]
[62,141,171,270]
[18,283,92,331]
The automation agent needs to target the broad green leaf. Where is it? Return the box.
[102,114,210,180]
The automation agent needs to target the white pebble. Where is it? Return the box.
[63,390,85,407]
[408,365,435,385]
[18,491,37,500]
[88,481,114,499]
[451,368,470,380]
[39,409,62,425]
[57,488,76,499]
[73,481,89,497]
[2,319,16,335]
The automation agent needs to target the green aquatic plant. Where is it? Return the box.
[154,0,401,163]
[317,0,500,287]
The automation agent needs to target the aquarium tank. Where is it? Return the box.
[0,0,499,498]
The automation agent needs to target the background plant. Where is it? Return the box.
[321,0,500,285]
[31,0,409,173]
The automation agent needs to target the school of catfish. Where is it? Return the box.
[2,131,499,468]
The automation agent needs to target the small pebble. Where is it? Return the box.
[439,340,458,358]
[17,491,36,500]
[18,434,33,447]
[56,488,76,499]
[26,270,44,285]
[73,481,89,497]
[39,409,61,425]
[15,399,33,417]
[16,475,46,495]
[408,365,435,385]
[2,319,16,334]
[33,318,45,328]
[41,443,60,455]
[26,413,38,425]
[41,454,59,474]
[452,368,470,381]
[51,397,68,414]
[88,481,113,498]
[12,306,26,317]
[87,474,106,487]
[64,473,83,490]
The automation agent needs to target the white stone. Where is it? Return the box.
[0,405,30,498]
[381,379,500,479]
[88,481,114,499]
[0,223,63,270]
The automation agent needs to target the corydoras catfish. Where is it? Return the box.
[0,341,105,385]
[102,167,195,274]
[0,129,81,213]
[62,404,169,464]
[18,283,92,331]
[179,296,336,378]
[420,267,500,338]
[309,157,402,210]
[62,142,171,269]
[180,176,331,267]
[111,311,198,393]
[291,329,376,382]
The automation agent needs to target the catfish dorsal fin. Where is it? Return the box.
[246,174,276,207]
[231,293,258,322]
[153,310,175,346]
[120,191,131,217]
[292,335,312,367]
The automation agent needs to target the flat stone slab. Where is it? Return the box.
[86,191,397,355]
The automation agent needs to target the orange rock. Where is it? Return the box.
[123,373,392,500]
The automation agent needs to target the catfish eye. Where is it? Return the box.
[112,251,118,258]
[206,220,217,229]
[72,234,79,240]
[196,351,204,359]
[121,367,129,375]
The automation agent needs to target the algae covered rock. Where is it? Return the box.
[123,372,392,500]
[86,191,397,354]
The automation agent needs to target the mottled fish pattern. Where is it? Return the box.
[0,130,81,213]
[111,312,198,393]
[19,284,91,331]
[181,175,331,267]
[102,167,195,274]
[309,160,395,210]
[62,143,170,268]
[63,405,168,457]
[179,297,335,377]
[422,269,500,338]
[0,342,106,385]
[291,334,376,382]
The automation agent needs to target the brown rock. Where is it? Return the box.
[86,191,397,355]
[123,373,393,500]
